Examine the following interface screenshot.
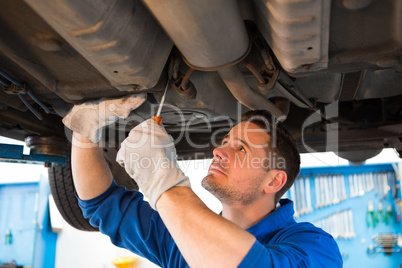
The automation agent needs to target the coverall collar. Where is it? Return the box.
[246,199,294,241]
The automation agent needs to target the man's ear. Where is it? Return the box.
[264,170,287,194]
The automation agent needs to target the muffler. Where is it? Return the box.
[142,0,287,120]
[142,0,249,70]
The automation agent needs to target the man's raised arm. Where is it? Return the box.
[71,133,113,200]
[117,119,256,267]
[62,94,146,200]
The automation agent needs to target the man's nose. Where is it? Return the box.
[213,145,227,160]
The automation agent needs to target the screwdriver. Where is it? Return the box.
[152,80,169,125]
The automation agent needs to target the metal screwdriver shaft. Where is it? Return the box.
[152,80,169,125]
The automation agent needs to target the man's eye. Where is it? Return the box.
[239,145,245,152]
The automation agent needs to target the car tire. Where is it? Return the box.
[48,145,137,231]
[48,157,99,231]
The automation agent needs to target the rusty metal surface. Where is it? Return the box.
[25,136,70,157]
[253,0,331,73]
[25,0,173,91]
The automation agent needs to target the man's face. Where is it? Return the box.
[202,122,274,206]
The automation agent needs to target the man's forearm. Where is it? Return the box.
[71,132,113,200]
[157,187,256,268]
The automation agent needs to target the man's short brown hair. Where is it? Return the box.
[241,110,300,203]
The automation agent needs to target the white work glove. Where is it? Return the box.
[116,119,191,210]
[62,94,146,143]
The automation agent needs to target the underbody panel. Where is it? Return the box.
[0,0,401,162]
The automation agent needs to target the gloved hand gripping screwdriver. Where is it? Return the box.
[152,80,169,125]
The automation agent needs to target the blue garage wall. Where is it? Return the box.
[0,175,57,267]
[33,175,58,268]
[0,182,38,265]
[293,163,402,268]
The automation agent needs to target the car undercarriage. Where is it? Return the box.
[1,0,402,163]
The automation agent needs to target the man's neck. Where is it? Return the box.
[221,198,276,229]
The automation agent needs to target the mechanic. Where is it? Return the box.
[63,95,342,267]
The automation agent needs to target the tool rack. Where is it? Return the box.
[290,163,402,268]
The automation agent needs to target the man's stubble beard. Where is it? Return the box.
[201,174,265,206]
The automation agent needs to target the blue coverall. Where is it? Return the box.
[78,181,343,267]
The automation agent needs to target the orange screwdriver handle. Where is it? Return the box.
[152,115,163,125]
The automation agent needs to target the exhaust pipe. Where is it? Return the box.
[142,0,249,70]
[218,66,286,120]
[142,0,287,120]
